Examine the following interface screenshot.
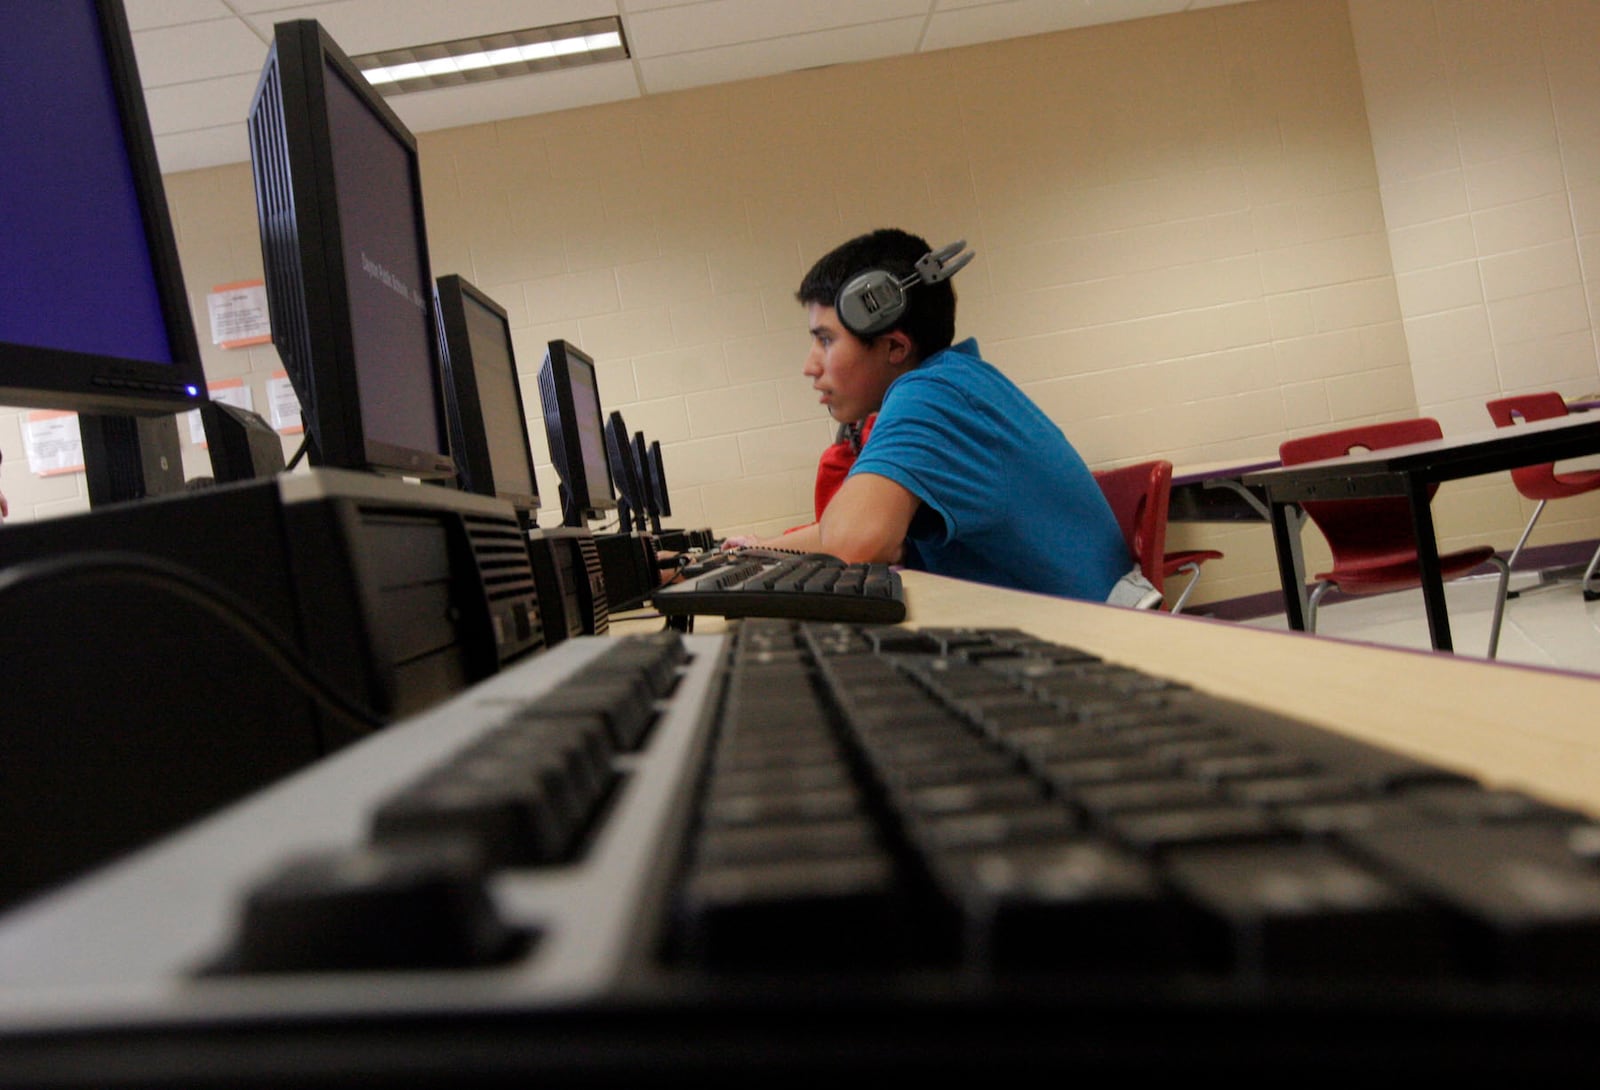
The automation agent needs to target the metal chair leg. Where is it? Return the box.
[1503,500,1545,599]
[1485,555,1511,659]
[1169,561,1201,614]
[1581,540,1600,602]
[1305,581,1334,634]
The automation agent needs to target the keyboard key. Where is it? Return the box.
[370,714,615,866]
[225,841,526,972]
[1342,823,1600,981]
[1162,843,1449,979]
[675,855,910,968]
[1107,804,1284,853]
[930,840,1192,970]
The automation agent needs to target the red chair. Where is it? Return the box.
[1279,418,1510,657]
[1485,393,1600,600]
[1163,546,1224,614]
[1092,460,1222,612]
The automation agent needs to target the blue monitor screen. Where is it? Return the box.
[0,1,175,367]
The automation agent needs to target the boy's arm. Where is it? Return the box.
[743,472,915,564]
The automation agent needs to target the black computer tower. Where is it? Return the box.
[0,469,540,908]
[527,525,608,640]
[594,531,659,613]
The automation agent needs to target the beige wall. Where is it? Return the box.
[1349,0,1600,568]
[4,0,1599,607]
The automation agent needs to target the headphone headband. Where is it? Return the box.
[835,239,974,338]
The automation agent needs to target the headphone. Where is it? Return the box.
[835,239,975,338]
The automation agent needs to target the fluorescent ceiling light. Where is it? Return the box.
[352,18,628,95]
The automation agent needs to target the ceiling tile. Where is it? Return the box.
[144,72,263,133]
[390,61,643,134]
[132,19,270,86]
[627,0,932,58]
[638,18,928,94]
[154,124,252,175]
[620,0,705,12]
[924,0,1190,52]
[123,0,234,32]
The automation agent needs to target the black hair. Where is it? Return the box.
[796,228,957,357]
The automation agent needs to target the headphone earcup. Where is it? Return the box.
[836,269,906,338]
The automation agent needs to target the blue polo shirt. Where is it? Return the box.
[848,338,1129,601]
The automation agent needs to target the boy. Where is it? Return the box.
[735,228,1132,603]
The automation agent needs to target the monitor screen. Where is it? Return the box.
[537,340,615,528]
[646,440,673,519]
[435,275,539,517]
[0,0,208,417]
[248,19,453,479]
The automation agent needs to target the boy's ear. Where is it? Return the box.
[883,329,915,368]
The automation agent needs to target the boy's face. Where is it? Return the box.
[802,303,909,424]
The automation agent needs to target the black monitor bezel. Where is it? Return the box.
[248,18,454,480]
[630,430,662,531]
[604,410,646,533]
[645,439,673,519]
[537,340,616,528]
[434,274,539,515]
[0,0,209,416]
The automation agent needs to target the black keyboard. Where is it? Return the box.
[3,620,1600,1083]
[652,546,906,623]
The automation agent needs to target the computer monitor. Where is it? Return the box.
[604,410,647,534]
[630,431,662,534]
[434,275,539,520]
[537,340,616,528]
[1,0,211,504]
[247,19,454,480]
[646,439,674,519]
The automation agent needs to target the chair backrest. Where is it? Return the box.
[1092,459,1172,591]
[1485,392,1570,499]
[1279,418,1442,567]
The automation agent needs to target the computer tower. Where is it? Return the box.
[0,469,540,908]
[527,525,608,640]
[594,531,659,614]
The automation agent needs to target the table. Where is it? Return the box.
[1240,413,1600,652]
[1167,457,1310,617]
[894,570,1600,815]
[618,569,1600,815]
[1168,458,1279,522]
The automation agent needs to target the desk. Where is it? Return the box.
[1241,413,1600,652]
[1168,457,1309,616]
[904,571,1600,812]
[623,572,1600,816]
[1168,458,1279,522]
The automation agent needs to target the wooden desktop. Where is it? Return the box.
[623,569,1600,820]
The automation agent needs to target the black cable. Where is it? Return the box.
[284,434,311,471]
[0,551,386,731]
